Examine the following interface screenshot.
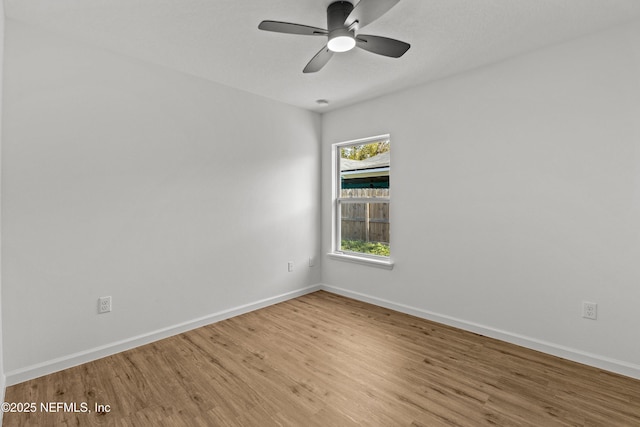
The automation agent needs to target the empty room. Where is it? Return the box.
[1,0,640,425]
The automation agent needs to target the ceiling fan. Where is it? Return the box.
[258,0,410,73]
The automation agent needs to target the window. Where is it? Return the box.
[330,135,393,269]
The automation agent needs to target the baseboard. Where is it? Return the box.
[320,284,640,380]
[7,282,638,386]
[5,284,321,386]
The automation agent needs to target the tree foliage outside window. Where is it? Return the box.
[340,141,390,160]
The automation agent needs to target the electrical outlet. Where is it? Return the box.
[582,301,597,320]
[98,296,112,314]
[288,261,294,272]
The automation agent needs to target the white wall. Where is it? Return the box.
[2,20,321,382]
[322,21,640,378]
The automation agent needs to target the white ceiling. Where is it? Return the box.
[5,0,640,112]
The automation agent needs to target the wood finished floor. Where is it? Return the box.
[4,291,640,426]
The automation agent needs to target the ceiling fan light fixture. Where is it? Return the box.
[327,29,356,52]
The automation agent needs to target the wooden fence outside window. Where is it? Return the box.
[340,188,389,243]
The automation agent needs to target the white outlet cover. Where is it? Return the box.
[99,296,112,314]
[582,302,597,320]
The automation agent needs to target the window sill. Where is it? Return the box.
[327,252,394,270]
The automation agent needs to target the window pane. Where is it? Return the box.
[340,202,390,256]
[340,141,389,198]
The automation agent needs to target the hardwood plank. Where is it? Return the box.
[4,291,640,426]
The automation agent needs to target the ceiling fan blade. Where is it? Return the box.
[356,34,410,58]
[258,20,328,36]
[303,45,334,73]
[345,0,400,29]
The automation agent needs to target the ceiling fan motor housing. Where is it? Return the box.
[327,1,354,31]
[327,1,355,51]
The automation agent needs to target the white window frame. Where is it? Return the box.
[328,134,394,270]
